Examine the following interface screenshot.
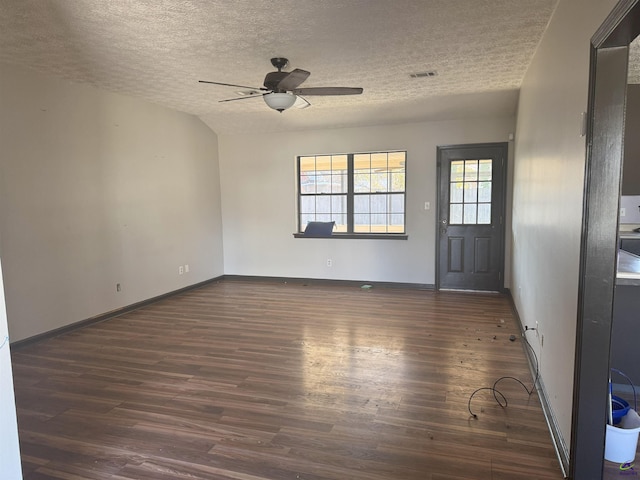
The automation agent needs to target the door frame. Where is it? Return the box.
[435,142,508,292]
[571,0,640,477]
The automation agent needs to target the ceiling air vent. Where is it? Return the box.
[409,70,438,78]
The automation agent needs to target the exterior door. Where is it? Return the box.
[437,143,507,291]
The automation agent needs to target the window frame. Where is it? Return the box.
[294,151,408,239]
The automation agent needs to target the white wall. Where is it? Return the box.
[511,0,618,450]
[0,258,22,479]
[0,64,224,342]
[219,118,514,285]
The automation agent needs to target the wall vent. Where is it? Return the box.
[409,70,438,78]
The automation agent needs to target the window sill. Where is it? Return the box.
[293,233,408,240]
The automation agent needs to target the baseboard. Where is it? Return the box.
[222,274,435,290]
[11,276,224,349]
[506,289,570,478]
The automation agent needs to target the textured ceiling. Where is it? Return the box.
[0,0,559,135]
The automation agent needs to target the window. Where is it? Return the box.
[297,151,406,236]
[448,159,492,225]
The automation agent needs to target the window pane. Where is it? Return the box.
[316,173,331,193]
[371,214,387,232]
[478,182,491,202]
[390,194,404,213]
[300,157,316,173]
[450,182,463,203]
[478,204,491,224]
[371,152,388,170]
[464,182,478,203]
[391,171,405,192]
[389,214,405,231]
[332,173,347,193]
[450,204,463,224]
[354,195,370,214]
[354,154,371,172]
[354,172,370,193]
[300,196,316,214]
[463,203,477,224]
[450,161,464,182]
[464,160,478,181]
[331,195,347,215]
[315,156,332,172]
[316,196,330,213]
[479,159,492,181]
[332,155,348,171]
[370,194,386,214]
[354,214,370,232]
[371,172,388,192]
[300,174,316,194]
[388,151,406,169]
[334,214,347,232]
[316,213,332,222]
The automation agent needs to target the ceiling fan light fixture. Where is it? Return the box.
[264,92,296,112]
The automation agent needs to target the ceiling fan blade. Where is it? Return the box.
[294,95,311,109]
[199,80,267,91]
[219,93,267,103]
[276,69,310,91]
[291,87,363,96]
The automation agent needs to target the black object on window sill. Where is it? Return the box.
[303,221,335,237]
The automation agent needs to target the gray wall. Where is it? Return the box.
[511,0,618,451]
[218,118,515,286]
[0,64,225,342]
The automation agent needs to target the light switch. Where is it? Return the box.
[424,202,430,210]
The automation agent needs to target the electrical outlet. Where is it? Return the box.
[179,266,184,275]
[326,259,332,267]
[184,264,190,273]
[621,207,626,217]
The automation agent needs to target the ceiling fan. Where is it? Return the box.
[199,57,363,112]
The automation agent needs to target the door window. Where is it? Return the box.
[449,159,492,224]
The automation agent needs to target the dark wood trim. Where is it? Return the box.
[571,1,638,475]
[595,0,640,48]
[505,289,570,477]
[292,233,408,240]
[10,276,224,349]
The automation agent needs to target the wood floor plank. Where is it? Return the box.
[12,280,564,479]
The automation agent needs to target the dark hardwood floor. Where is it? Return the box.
[11,279,563,479]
